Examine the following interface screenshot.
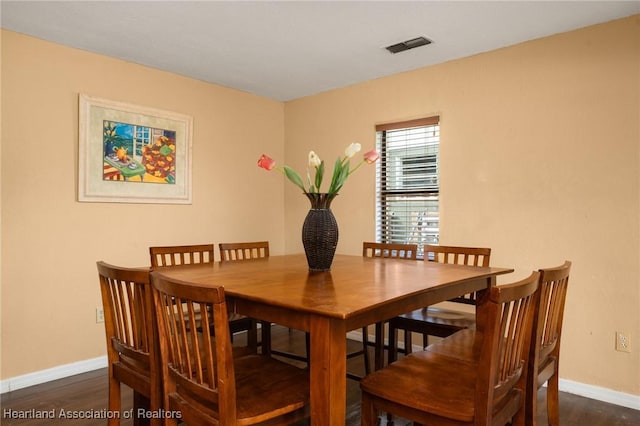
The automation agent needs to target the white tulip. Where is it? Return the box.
[344,143,361,159]
[308,151,322,168]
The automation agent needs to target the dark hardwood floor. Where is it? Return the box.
[2,326,638,425]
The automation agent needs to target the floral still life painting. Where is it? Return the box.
[78,94,192,204]
[102,121,177,184]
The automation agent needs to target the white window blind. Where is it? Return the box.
[375,117,440,257]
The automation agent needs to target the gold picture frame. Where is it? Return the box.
[78,94,193,204]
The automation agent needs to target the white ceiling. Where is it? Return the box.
[2,1,638,101]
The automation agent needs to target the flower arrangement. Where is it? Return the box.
[257,143,379,196]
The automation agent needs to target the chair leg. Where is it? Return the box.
[132,391,150,426]
[247,319,258,352]
[107,369,120,426]
[511,399,527,426]
[525,367,538,426]
[149,385,163,426]
[260,321,272,355]
[374,322,385,371]
[547,372,560,426]
[388,321,398,364]
[381,322,397,426]
[361,392,379,426]
[404,329,413,355]
[361,327,371,375]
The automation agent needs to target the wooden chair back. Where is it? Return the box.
[150,243,258,352]
[218,241,275,357]
[424,244,491,305]
[526,261,572,425]
[362,242,418,259]
[219,241,269,261]
[152,273,235,424]
[96,261,161,424]
[425,244,491,266]
[475,271,540,425]
[362,241,418,371]
[149,244,214,267]
[150,271,309,425]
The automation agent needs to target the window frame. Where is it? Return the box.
[375,116,440,257]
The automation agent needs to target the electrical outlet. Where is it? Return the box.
[615,331,631,353]
[96,307,104,323]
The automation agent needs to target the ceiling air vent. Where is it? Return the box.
[385,36,432,54]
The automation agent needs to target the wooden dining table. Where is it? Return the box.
[152,253,513,425]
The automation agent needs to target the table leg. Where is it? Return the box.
[474,276,497,331]
[309,316,347,426]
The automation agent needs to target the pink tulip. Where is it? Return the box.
[364,149,380,164]
[257,154,276,171]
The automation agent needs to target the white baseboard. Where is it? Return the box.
[1,356,107,394]
[348,330,640,411]
[0,329,258,394]
[558,378,640,411]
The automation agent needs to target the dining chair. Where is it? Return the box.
[96,261,162,426]
[150,270,310,426]
[218,241,304,363]
[387,244,491,363]
[218,241,271,354]
[526,261,572,426]
[149,244,258,352]
[360,271,540,426]
[362,242,419,373]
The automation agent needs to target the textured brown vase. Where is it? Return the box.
[302,193,338,272]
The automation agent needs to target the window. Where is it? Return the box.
[134,126,151,157]
[375,117,440,257]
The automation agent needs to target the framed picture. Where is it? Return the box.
[78,94,193,204]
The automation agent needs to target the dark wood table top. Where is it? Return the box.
[152,253,512,323]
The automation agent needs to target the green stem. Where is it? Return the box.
[346,159,366,176]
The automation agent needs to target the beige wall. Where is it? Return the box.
[1,30,286,378]
[284,16,639,395]
[1,15,639,398]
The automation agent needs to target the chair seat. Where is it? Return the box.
[228,312,248,321]
[234,355,309,421]
[171,354,309,424]
[228,313,255,333]
[423,329,479,361]
[396,306,476,334]
[361,349,477,422]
